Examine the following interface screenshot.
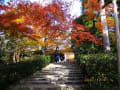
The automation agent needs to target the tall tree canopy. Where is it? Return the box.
[0,0,71,53]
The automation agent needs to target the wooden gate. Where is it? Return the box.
[64,52,75,62]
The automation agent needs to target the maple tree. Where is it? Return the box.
[71,0,119,53]
[71,21,102,46]
[0,0,117,54]
[71,0,103,47]
[82,0,112,53]
[0,0,71,54]
[100,0,111,53]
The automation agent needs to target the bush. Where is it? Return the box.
[76,54,118,87]
[32,50,43,55]
[0,55,51,90]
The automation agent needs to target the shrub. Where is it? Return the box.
[76,54,118,87]
[0,55,51,90]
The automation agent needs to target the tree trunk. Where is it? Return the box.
[13,47,19,63]
[113,0,120,89]
[9,52,13,64]
[16,50,20,62]
[41,47,45,55]
[55,46,59,53]
[100,0,111,53]
[41,37,47,55]
[13,51,16,63]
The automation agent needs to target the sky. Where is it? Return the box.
[4,0,82,18]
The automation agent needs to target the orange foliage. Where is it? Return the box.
[72,23,86,31]
[107,19,114,27]
[71,23,102,45]
[0,1,72,53]
[0,1,70,41]
[83,0,100,20]
[95,21,103,33]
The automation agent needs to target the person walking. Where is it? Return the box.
[55,54,60,63]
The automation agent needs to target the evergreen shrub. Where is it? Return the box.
[0,55,51,89]
[77,54,118,87]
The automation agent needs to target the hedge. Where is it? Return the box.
[0,55,51,90]
[76,54,118,87]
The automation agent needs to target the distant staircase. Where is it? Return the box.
[9,61,85,90]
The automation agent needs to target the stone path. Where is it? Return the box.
[8,61,85,90]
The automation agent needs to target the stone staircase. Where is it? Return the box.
[8,61,85,90]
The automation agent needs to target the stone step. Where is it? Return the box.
[53,64,77,67]
[9,84,84,90]
[43,69,79,72]
[55,62,76,64]
[52,64,76,65]
[9,87,83,90]
[43,66,78,68]
[41,70,81,73]
[33,72,82,75]
[29,75,84,79]
[31,74,84,78]
[44,67,78,70]
[42,70,81,72]
[8,62,85,90]
[24,77,49,81]
[62,77,84,80]
[24,76,83,81]
[20,80,83,85]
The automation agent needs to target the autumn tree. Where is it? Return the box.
[71,0,103,51]
[82,0,111,53]
[100,0,111,53]
[0,0,71,55]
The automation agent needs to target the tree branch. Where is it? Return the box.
[102,0,120,9]
[102,1,112,9]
